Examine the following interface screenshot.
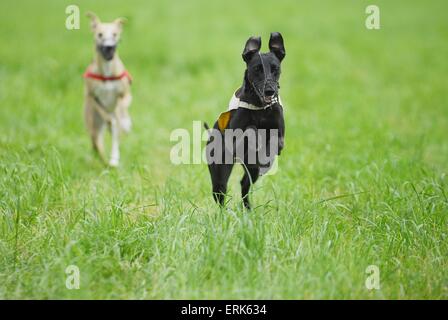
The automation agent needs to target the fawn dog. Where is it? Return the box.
[84,12,132,167]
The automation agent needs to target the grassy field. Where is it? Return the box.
[0,0,447,299]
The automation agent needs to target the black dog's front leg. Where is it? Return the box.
[206,122,235,206]
[208,163,234,206]
[277,106,285,155]
[240,165,260,209]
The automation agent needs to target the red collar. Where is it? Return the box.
[83,68,132,83]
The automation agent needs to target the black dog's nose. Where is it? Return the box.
[264,89,275,97]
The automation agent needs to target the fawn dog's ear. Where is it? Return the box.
[269,32,285,61]
[113,17,127,30]
[242,36,261,63]
[86,11,101,31]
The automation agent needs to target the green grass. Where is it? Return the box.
[1,0,447,299]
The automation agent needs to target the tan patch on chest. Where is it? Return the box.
[217,111,232,132]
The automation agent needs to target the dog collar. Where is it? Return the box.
[228,93,283,111]
[83,68,133,83]
[216,92,283,132]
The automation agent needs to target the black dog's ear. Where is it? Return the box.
[269,32,285,61]
[242,36,262,63]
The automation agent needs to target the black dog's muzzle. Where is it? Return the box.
[250,78,280,108]
[98,45,116,61]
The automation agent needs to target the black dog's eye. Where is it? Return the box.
[271,64,279,72]
[253,64,263,72]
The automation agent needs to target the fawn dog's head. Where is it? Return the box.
[86,12,126,61]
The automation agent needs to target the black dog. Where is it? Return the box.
[205,32,286,209]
